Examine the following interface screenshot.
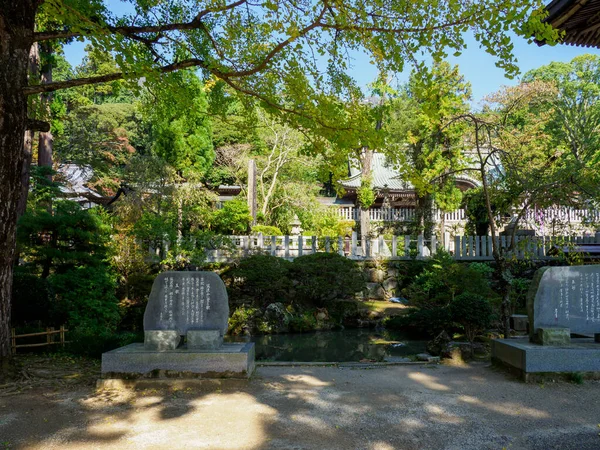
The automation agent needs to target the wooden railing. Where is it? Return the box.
[336,206,600,225]
[183,232,600,262]
[11,326,68,354]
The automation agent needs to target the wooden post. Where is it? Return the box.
[325,236,331,253]
[258,233,264,251]
[417,235,424,259]
[298,236,303,257]
[365,238,371,258]
[431,235,437,255]
[467,236,474,258]
[60,325,65,348]
[284,235,290,258]
[271,236,277,256]
[392,235,397,258]
[312,236,317,254]
[11,328,16,355]
[475,235,481,259]
[338,236,344,256]
[462,236,468,259]
[378,235,384,257]
[404,236,410,258]
[47,327,52,345]
[351,231,358,258]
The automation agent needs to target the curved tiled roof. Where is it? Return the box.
[339,153,480,191]
[340,153,410,190]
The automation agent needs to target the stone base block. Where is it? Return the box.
[536,327,571,346]
[492,337,600,381]
[144,330,181,351]
[101,343,255,379]
[187,330,223,350]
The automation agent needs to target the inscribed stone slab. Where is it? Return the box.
[527,265,600,337]
[144,271,229,336]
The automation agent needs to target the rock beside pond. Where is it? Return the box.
[416,353,440,363]
[426,331,452,358]
[264,302,289,333]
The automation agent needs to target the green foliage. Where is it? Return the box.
[228,306,261,336]
[16,167,119,336]
[402,250,496,309]
[357,176,376,209]
[49,266,120,332]
[11,270,52,324]
[251,225,282,236]
[291,253,366,308]
[449,293,494,344]
[226,255,293,307]
[210,198,252,235]
[142,71,214,179]
[384,308,452,337]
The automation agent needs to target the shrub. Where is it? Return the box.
[11,270,52,324]
[49,266,120,334]
[210,197,252,234]
[251,225,282,236]
[403,250,497,309]
[228,306,261,335]
[291,252,365,308]
[225,254,292,307]
[449,292,494,344]
[384,307,453,337]
[68,329,141,358]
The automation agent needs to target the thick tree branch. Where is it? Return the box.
[25,119,50,132]
[23,58,207,95]
[33,0,248,42]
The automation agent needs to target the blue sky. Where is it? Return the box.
[62,2,596,106]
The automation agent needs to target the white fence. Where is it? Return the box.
[337,206,600,225]
[160,232,600,263]
[337,207,466,223]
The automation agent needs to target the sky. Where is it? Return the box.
[62,1,597,107]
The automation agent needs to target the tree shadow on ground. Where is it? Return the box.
[2,356,600,449]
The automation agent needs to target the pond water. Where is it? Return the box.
[225,329,427,362]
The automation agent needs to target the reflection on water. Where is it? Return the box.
[225,329,427,362]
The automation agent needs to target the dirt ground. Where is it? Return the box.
[1,355,600,450]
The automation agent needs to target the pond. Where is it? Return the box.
[225,329,427,362]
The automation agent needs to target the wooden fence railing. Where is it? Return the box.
[145,232,600,262]
[11,326,68,355]
[335,206,600,225]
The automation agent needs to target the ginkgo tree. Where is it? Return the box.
[0,0,559,361]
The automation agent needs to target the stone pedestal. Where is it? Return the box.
[102,342,255,379]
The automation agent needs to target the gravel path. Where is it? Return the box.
[1,362,600,449]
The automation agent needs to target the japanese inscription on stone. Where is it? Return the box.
[527,265,600,337]
[144,271,229,335]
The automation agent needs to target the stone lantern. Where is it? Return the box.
[290,215,303,236]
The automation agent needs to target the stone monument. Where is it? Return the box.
[101,271,255,380]
[492,264,600,381]
[527,265,600,344]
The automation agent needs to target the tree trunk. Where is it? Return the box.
[415,193,434,239]
[359,147,373,239]
[0,1,37,363]
[16,43,40,220]
[38,42,53,179]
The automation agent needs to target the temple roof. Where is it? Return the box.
[542,0,600,48]
[340,153,408,191]
[338,153,479,192]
